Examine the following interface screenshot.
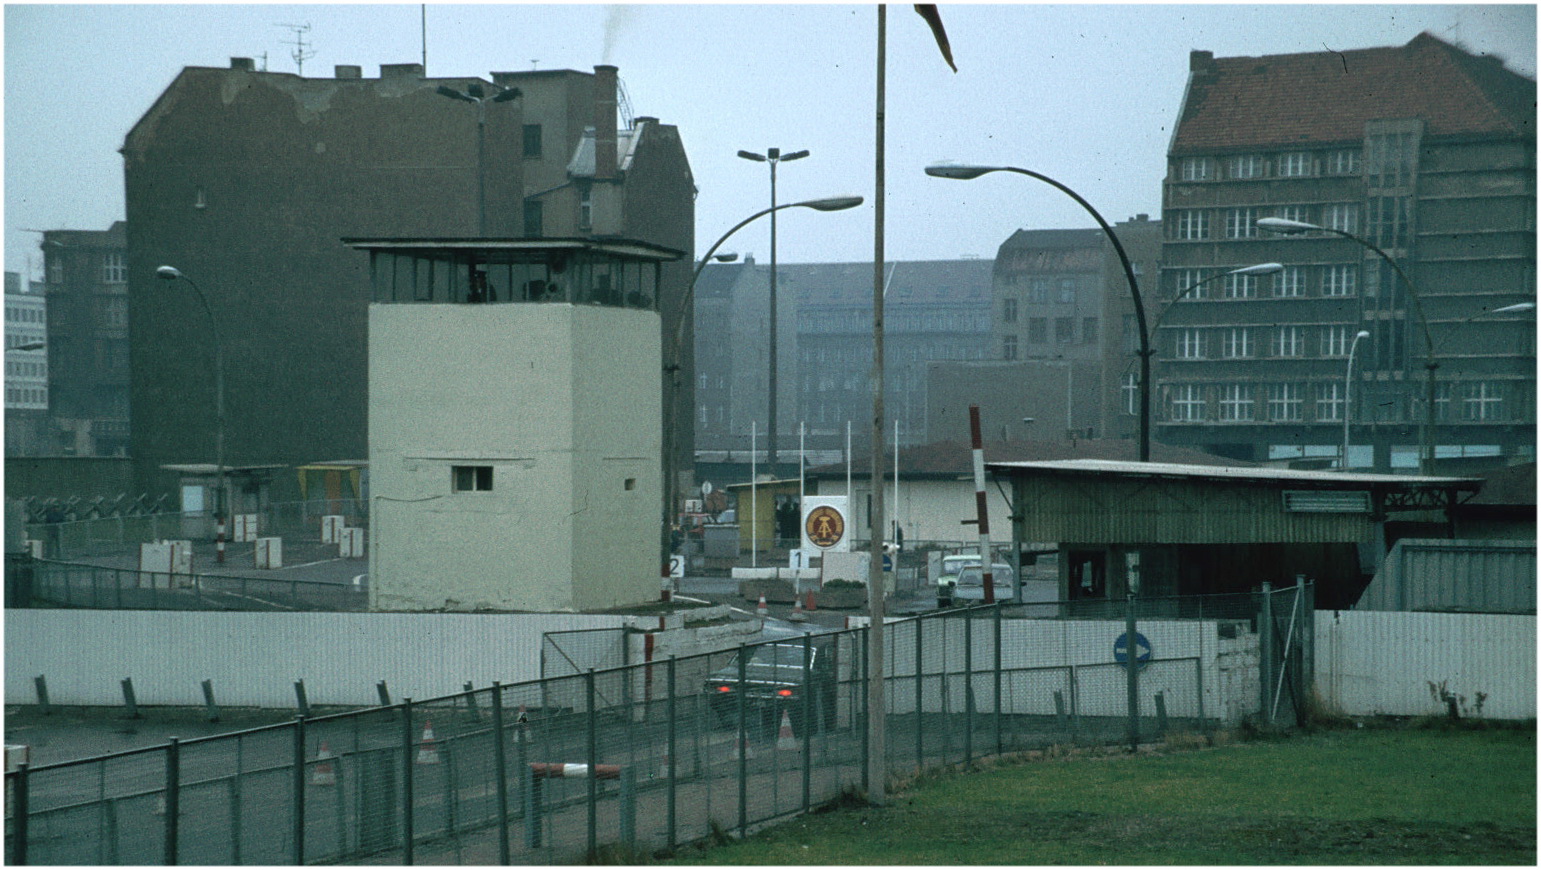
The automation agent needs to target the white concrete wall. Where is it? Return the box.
[4,610,624,708]
[851,477,1015,545]
[369,303,660,612]
[1316,610,1536,720]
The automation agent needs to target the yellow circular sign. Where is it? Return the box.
[805,505,846,549]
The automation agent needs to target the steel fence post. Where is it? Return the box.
[859,626,870,793]
[293,715,306,865]
[165,736,180,866]
[736,644,748,838]
[11,763,28,865]
[1126,588,1140,751]
[586,669,598,862]
[1259,583,1274,729]
[914,616,924,769]
[964,609,974,766]
[1301,578,1316,714]
[401,698,414,865]
[1196,656,1207,736]
[994,603,1004,756]
[491,682,510,865]
[666,656,677,851]
[801,633,812,812]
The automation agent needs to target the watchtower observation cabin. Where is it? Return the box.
[349,238,684,613]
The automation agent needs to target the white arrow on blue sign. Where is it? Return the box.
[1113,632,1152,668]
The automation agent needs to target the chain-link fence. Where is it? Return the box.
[18,559,368,612]
[6,587,1308,864]
[22,500,369,563]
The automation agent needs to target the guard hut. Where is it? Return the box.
[989,459,1483,611]
[346,238,683,612]
[161,463,284,541]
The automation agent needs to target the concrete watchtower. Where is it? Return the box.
[347,238,683,612]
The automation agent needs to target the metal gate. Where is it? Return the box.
[1260,580,1315,727]
[539,628,629,712]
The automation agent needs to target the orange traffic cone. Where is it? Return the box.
[755,594,769,617]
[789,594,807,622]
[416,721,441,765]
[311,742,337,786]
[776,710,799,751]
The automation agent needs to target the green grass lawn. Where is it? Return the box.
[666,723,1536,865]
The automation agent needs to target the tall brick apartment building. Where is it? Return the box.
[1159,33,1534,471]
[123,60,693,498]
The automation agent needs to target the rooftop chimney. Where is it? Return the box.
[335,65,363,80]
[230,57,255,71]
[1189,50,1216,74]
[594,65,618,179]
[380,63,425,80]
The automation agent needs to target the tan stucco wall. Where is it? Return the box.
[369,303,659,611]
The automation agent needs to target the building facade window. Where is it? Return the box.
[1027,277,1050,303]
[1367,195,1411,248]
[452,465,494,492]
[1463,382,1502,421]
[1320,325,1351,357]
[579,190,593,230]
[1082,316,1098,344]
[1122,373,1138,415]
[1316,382,1344,422]
[102,253,127,284]
[1268,383,1303,421]
[1271,326,1303,357]
[1177,328,1205,359]
[1274,266,1305,298]
[1323,265,1357,297]
[1222,328,1253,358]
[1366,131,1417,188]
[1028,317,1047,344]
[1172,268,1208,300]
[1223,273,1257,299]
[1057,279,1077,304]
[522,124,543,158]
[1173,210,1209,240]
[1274,204,1310,224]
[1055,317,1074,343]
[1277,152,1312,177]
[1325,149,1361,176]
[1219,384,1254,421]
[1179,156,1214,181]
[1225,207,1259,239]
[1002,297,1018,324]
[1228,154,1265,178]
[1171,384,1206,421]
[1325,203,1359,233]
[1002,334,1018,360]
[523,199,544,237]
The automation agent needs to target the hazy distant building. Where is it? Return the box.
[692,259,995,473]
[1160,33,1535,470]
[123,60,693,499]
[4,272,49,456]
[925,218,1160,449]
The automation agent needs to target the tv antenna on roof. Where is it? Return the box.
[277,23,316,75]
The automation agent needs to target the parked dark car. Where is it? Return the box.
[703,640,838,734]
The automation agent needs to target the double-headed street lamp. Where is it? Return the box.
[926,163,1152,461]
[737,147,810,473]
[1344,329,1373,469]
[156,265,228,563]
[436,82,523,235]
[1257,217,1441,472]
[661,195,863,587]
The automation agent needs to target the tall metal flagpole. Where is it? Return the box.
[865,3,888,807]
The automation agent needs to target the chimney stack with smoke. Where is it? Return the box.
[594,65,618,179]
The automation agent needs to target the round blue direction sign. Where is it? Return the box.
[882,554,893,571]
[1113,632,1152,669]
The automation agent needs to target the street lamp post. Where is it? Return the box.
[737,147,810,475]
[436,82,523,235]
[1344,329,1372,469]
[1257,217,1438,473]
[927,163,1152,461]
[661,196,863,590]
[156,265,227,563]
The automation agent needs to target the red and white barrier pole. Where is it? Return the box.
[528,762,621,780]
[216,515,226,564]
[968,405,994,604]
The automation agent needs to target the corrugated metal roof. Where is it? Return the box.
[988,459,1481,489]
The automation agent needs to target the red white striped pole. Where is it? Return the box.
[215,515,226,564]
[968,405,994,604]
[528,762,621,780]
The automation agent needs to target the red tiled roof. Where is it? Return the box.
[1173,32,1535,152]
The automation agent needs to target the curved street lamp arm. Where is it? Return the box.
[997,167,1151,460]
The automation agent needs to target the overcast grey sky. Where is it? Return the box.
[4,3,1535,280]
